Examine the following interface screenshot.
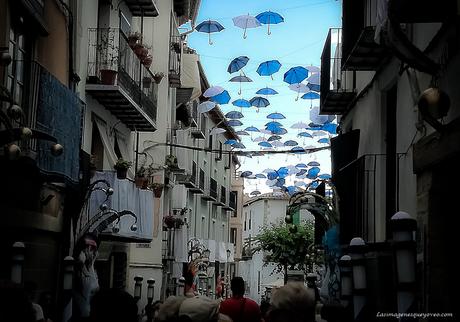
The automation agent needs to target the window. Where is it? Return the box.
[208,129,213,150]
[244,212,247,231]
[6,27,27,106]
[249,210,252,230]
[217,141,223,160]
[230,228,237,244]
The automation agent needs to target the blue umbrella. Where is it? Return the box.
[319,173,332,180]
[283,66,309,84]
[286,186,297,196]
[257,60,282,79]
[296,163,308,168]
[296,169,308,176]
[240,171,253,177]
[265,121,282,127]
[255,173,267,179]
[225,111,244,119]
[271,127,287,135]
[226,119,243,127]
[229,75,253,95]
[298,132,313,138]
[308,161,320,167]
[210,90,231,104]
[232,142,246,149]
[245,126,259,132]
[276,178,286,187]
[309,182,320,189]
[256,11,284,35]
[267,135,282,142]
[291,146,305,153]
[318,138,330,144]
[267,172,278,181]
[258,141,272,148]
[307,82,320,92]
[232,99,251,108]
[284,140,298,146]
[301,91,320,100]
[267,112,286,120]
[321,123,337,134]
[195,20,225,45]
[250,97,270,111]
[227,56,249,74]
[224,139,237,145]
[256,87,278,95]
[236,130,250,136]
[307,167,320,179]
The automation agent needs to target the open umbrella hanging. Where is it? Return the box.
[284,66,309,84]
[250,96,270,112]
[255,11,284,35]
[267,112,286,120]
[198,101,216,113]
[203,86,224,98]
[210,90,231,104]
[232,99,251,108]
[236,130,250,136]
[229,74,253,95]
[257,60,282,80]
[232,14,261,39]
[195,20,225,45]
[227,56,249,74]
[226,119,243,127]
[210,127,226,135]
[265,121,282,127]
[301,91,320,107]
[225,111,244,119]
[289,83,310,101]
[256,87,278,95]
[284,140,299,146]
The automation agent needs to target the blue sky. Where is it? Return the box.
[187,0,341,194]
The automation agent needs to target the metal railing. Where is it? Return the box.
[87,28,158,123]
[229,191,237,210]
[210,178,218,199]
[191,161,197,184]
[169,34,182,78]
[199,169,205,190]
[221,186,226,204]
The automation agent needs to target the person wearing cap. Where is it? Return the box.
[267,282,316,322]
[219,277,261,322]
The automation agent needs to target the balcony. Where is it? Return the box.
[202,177,217,201]
[189,167,204,194]
[124,0,159,17]
[0,61,83,184]
[178,161,197,189]
[214,185,226,207]
[86,28,157,131]
[224,191,237,211]
[191,112,206,139]
[320,28,356,115]
[169,34,182,88]
[341,0,388,71]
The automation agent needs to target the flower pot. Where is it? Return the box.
[135,176,148,188]
[100,69,117,85]
[142,77,152,88]
[153,187,163,198]
[116,168,128,179]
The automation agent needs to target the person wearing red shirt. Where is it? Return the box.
[219,277,261,322]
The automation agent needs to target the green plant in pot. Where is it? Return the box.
[97,31,119,85]
[165,154,179,170]
[114,158,132,179]
[149,182,164,198]
[135,165,149,189]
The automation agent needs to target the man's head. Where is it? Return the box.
[230,277,245,297]
[268,282,316,322]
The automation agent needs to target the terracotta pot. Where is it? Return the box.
[153,187,163,198]
[135,176,148,188]
[100,69,117,85]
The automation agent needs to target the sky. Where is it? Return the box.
[187,0,342,194]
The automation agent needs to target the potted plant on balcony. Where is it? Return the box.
[163,214,175,229]
[127,31,142,48]
[142,54,153,68]
[165,154,179,171]
[150,182,164,198]
[153,72,164,84]
[114,158,132,179]
[135,165,149,189]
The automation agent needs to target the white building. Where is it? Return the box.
[239,193,290,303]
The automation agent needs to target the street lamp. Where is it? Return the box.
[338,255,352,307]
[349,237,367,322]
[11,241,25,284]
[134,275,144,301]
[147,278,155,303]
[390,211,417,315]
[178,276,185,296]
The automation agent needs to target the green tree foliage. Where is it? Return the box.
[250,220,320,274]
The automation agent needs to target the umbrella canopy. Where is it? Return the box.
[232,142,246,149]
[245,126,259,132]
[308,161,320,166]
[291,147,305,153]
[259,128,272,135]
[310,106,330,124]
[252,136,265,142]
[226,119,243,127]
[271,140,284,148]
[210,90,231,104]
[256,11,284,35]
[318,138,330,144]
[229,75,253,95]
[224,139,237,145]
[296,163,308,168]
[250,96,270,108]
[225,111,244,119]
[298,132,313,138]
[262,168,275,173]
[271,127,287,135]
[203,86,224,98]
[258,141,272,148]
[198,101,216,113]
[306,65,320,74]
[250,190,261,196]
[195,20,225,45]
[312,130,328,137]
[265,121,282,127]
[255,173,267,179]
[232,98,251,108]
[240,171,253,177]
[291,121,309,129]
[284,140,298,146]
[232,14,261,39]
[301,91,320,100]
[306,73,320,85]
[307,167,320,179]
[256,87,278,95]
[319,173,332,180]
[267,112,286,120]
[289,83,310,101]
[257,60,282,79]
[227,56,249,74]
[210,127,226,135]
[321,123,338,134]
[307,82,320,92]
[236,130,249,136]
[283,66,309,84]
[267,135,282,141]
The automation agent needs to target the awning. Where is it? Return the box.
[180,53,202,101]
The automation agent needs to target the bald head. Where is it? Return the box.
[269,282,316,322]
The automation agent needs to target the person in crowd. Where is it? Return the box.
[0,280,36,322]
[178,295,220,322]
[219,277,261,322]
[156,295,188,322]
[38,291,55,322]
[267,282,316,322]
[259,298,270,322]
[89,288,138,322]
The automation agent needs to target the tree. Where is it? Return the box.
[249,220,320,280]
